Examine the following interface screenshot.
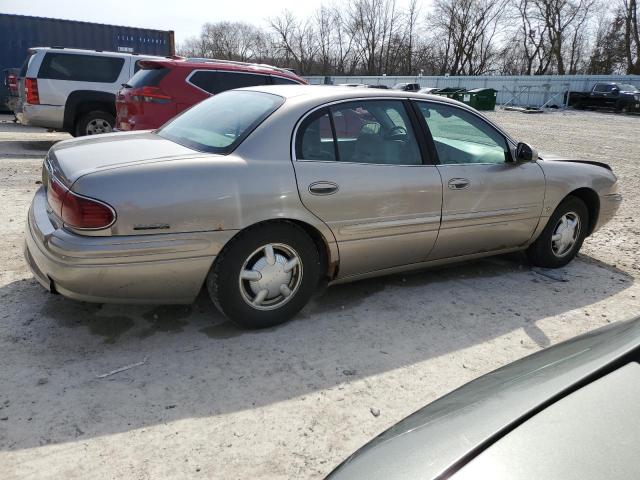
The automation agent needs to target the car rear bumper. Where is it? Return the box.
[593,193,623,233]
[18,103,64,129]
[24,187,236,304]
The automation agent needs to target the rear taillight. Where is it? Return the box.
[130,86,171,104]
[47,176,115,230]
[62,191,115,229]
[25,77,39,104]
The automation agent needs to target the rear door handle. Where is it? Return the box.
[309,181,339,195]
[448,178,470,190]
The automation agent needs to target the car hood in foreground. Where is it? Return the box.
[539,152,612,171]
[327,317,640,480]
[48,131,203,185]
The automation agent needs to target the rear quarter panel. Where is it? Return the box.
[70,109,337,249]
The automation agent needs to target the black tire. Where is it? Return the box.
[74,110,115,137]
[207,222,321,329]
[526,196,589,268]
[615,100,629,113]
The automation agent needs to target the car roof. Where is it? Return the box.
[28,47,166,59]
[327,317,640,480]
[242,84,462,104]
[139,58,304,81]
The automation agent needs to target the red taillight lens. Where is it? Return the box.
[47,176,115,229]
[47,176,66,216]
[62,191,115,229]
[130,86,171,104]
[25,77,39,104]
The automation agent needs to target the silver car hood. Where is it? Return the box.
[327,318,640,480]
[48,131,202,185]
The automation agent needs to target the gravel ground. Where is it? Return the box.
[1,110,639,479]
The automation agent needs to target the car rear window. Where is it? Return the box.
[38,53,124,83]
[157,90,284,154]
[127,66,169,88]
[188,70,271,95]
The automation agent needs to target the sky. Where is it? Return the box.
[1,0,332,44]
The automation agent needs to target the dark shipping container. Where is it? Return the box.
[0,13,175,110]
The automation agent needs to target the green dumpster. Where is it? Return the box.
[434,87,466,100]
[464,88,498,111]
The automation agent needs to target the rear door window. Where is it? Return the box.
[188,70,271,95]
[188,71,218,94]
[271,76,300,85]
[329,100,422,165]
[216,71,270,92]
[38,53,125,83]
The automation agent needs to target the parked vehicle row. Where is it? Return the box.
[14,47,307,136]
[24,86,621,329]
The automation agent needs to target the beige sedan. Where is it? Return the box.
[24,86,622,328]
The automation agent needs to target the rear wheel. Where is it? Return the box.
[207,222,321,329]
[526,196,589,268]
[74,110,114,136]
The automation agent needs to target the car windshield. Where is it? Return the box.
[618,83,639,92]
[156,90,284,154]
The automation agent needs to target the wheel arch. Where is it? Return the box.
[212,218,338,282]
[564,187,600,236]
[63,90,117,133]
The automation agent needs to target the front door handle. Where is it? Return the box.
[309,181,339,195]
[448,178,470,190]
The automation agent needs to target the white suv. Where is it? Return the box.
[17,47,163,136]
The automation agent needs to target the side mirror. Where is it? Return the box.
[515,142,538,162]
[611,87,620,95]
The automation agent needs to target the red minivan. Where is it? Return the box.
[116,59,307,131]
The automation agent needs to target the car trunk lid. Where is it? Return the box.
[47,130,202,185]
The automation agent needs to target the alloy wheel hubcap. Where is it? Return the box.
[86,119,112,135]
[551,212,581,257]
[239,243,303,311]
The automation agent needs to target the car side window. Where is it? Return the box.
[271,76,299,85]
[296,109,336,161]
[417,102,509,165]
[216,72,270,93]
[189,71,218,94]
[330,100,422,165]
[38,53,124,83]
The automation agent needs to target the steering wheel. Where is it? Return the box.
[383,125,407,140]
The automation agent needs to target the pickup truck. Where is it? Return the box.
[569,82,640,113]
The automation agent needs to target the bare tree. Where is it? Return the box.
[269,11,320,74]
[178,0,609,76]
[531,0,596,74]
[622,0,640,73]
[429,0,508,75]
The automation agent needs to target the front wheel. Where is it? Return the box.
[526,196,589,268]
[207,223,321,329]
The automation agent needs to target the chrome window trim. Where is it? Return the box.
[291,96,433,167]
